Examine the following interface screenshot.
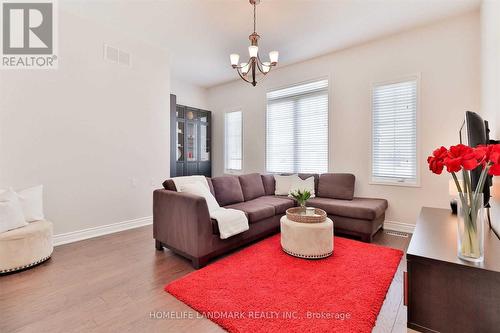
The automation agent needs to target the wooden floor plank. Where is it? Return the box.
[0,226,412,333]
[373,259,404,333]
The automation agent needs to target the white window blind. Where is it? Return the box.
[372,78,418,184]
[266,79,329,173]
[225,110,242,171]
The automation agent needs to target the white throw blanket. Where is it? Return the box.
[171,176,249,239]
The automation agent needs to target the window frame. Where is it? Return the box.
[224,108,244,174]
[370,74,421,188]
[264,77,330,174]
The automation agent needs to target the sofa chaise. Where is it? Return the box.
[154,173,387,268]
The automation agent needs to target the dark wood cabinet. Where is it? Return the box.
[170,94,211,177]
[406,208,500,333]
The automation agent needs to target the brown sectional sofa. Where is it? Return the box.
[154,173,387,268]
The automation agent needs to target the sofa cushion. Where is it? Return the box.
[239,173,266,201]
[298,173,319,194]
[177,183,220,212]
[306,197,387,221]
[225,200,275,223]
[289,176,316,197]
[261,174,275,196]
[274,174,298,195]
[251,195,295,214]
[280,173,319,194]
[162,177,215,196]
[211,176,245,206]
[317,173,355,200]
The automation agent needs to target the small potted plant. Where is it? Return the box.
[288,189,311,210]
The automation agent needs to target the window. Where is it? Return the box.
[372,78,418,185]
[225,110,243,171]
[266,79,329,173]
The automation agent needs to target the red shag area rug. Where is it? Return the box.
[165,234,403,333]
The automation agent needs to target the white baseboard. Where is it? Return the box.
[53,216,152,246]
[383,220,415,234]
[52,216,412,246]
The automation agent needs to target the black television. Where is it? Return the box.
[459,111,492,207]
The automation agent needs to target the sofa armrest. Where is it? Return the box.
[153,189,213,258]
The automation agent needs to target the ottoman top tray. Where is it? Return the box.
[286,207,327,224]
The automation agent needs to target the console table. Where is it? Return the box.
[406,207,500,332]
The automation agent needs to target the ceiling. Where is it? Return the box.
[63,0,480,88]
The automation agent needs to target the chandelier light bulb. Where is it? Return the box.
[262,61,271,73]
[269,51,279,64]
[230,54,240,67]
[248,46,259,58]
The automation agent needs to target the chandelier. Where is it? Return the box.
[229,0,279,86]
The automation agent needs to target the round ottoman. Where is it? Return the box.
[280,215,334,259]
[0,220,53,274]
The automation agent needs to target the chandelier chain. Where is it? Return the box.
[253,3,256,33]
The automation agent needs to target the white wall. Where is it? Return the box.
[171,77,209,110]
[207,12,480,226]
[481,0,500,138]
[481,0,500,228]
[0,10,170,235]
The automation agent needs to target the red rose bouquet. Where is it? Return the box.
[427,144,500,262]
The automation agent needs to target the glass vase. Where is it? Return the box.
[456,194,485,263]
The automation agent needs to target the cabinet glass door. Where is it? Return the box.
[176,121,184,161]
[200,123,210,162]
[186,121,197,162]
[199,111,209,123]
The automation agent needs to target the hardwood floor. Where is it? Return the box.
[1,226,414,333]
